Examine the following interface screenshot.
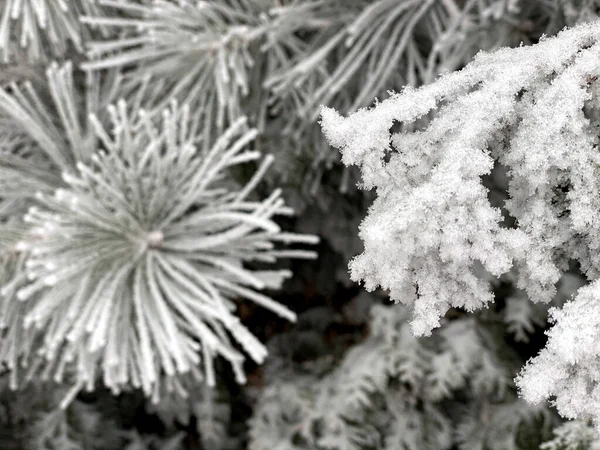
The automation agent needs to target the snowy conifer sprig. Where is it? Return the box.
[19,108,317,399]
[265,0,528,123]
[0,61,317,401]
[517,280,600,427]
[320,19,600,426]
[0,61,114,395]
[0,0,106,63]
[250,304,553,450]
[541,419,600,450]
[0,376,124,450]
[79,0,552,197]
[80,0,282,131]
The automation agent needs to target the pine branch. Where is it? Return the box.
[0,0,108,63]
[0,62,318,402]
[320,15,600,429]
[250,303,539,450]
[80,0,281,132]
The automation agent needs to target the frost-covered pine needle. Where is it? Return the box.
[0,61,318,402]
[81,0,276,132]
[0,0,105,63]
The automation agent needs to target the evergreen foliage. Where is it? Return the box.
[0,59,318,400]
[1,0,600,448]
[0,0,106,63]
[540,420,600,450]
[250,303,556,450]
[321,13,600,434]
[79,0,586,194]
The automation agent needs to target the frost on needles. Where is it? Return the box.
[0,0,106,63]
[321,20,600,427]
[0,62,318,403]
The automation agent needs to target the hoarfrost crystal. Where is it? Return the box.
[321,19,600,427]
